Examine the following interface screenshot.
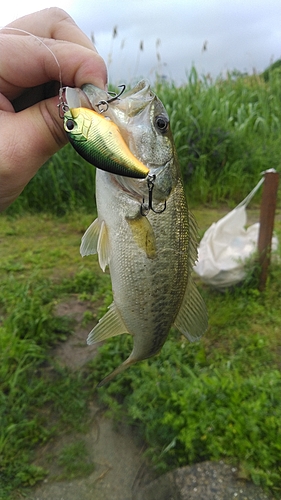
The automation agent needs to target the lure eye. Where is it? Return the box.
[155,114,169,132]
[65,119,75,131]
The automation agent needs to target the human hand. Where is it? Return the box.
[0,8,107,211]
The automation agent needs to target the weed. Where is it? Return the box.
[57,440,95,479]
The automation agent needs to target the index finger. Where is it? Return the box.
[5,7,95,52]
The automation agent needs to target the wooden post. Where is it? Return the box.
[257,170,279,291]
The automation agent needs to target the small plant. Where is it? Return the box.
[57,440,95,479]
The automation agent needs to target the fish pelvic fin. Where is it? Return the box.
[97,356,137,387]
[80,218,110,272]
[87,302,129,344]
[174,279,208,342]
[126,214,157,259]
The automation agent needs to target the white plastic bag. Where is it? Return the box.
[194,176,278,290]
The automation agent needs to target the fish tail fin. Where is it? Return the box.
[97,356,136,388]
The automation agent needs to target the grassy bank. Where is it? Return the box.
[0,211,280,498]
[0,213,108,498]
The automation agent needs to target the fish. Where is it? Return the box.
[66,80,208,386]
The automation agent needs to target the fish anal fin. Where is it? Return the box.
[80,218,110,271]
[87,302,129,344]
[174,280,208,342]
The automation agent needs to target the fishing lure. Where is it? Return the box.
[63,105,150,179]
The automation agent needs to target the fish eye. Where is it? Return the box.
[65,119,75,131]
[155,114,169,132]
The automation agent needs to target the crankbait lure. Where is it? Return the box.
[63,105,149,179]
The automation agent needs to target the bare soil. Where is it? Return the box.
[28,298,155,500]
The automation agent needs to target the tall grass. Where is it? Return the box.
[7,145,97,216]
[5,65,281,215]
[155,66,281,204]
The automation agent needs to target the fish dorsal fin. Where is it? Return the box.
[80,218,110,271]
[87,302,129,344]
[174,279,208,342]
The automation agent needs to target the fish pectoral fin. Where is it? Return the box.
[80,218,110,271]
[80,218,100,256]
[174,280,208,342]
[87,302,129,344]
[126,214,157,259]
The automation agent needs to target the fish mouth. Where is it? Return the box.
[65,80,153,116]
[66,80,167,158]
[64,79,153,151]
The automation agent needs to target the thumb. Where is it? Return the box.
[0,95,67,210]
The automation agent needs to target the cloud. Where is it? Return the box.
[2,0,281,84]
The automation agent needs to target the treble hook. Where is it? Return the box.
[107,84,126,103]
[97,84,126,113]
[140,174,167,216]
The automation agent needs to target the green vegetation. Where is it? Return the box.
[1,210,280,498]
[1,68,281,498]
[0,214,108,499]
[155,66,281,205]
[91,282,281,492]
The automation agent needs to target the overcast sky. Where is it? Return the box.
[2,0,281,85]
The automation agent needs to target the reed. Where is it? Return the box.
[155,65,281,204]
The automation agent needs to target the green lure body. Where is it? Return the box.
[64,107,149,179]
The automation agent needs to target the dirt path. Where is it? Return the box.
[30,403,151,500]
[28,298,154,500]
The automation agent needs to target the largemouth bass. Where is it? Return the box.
[65,80,208,386]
